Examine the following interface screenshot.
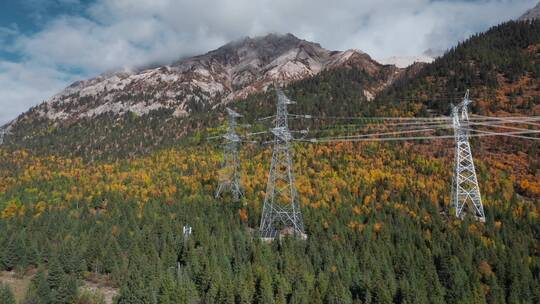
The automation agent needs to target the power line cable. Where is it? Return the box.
[298,129,540,143]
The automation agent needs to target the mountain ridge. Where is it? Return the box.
[14,33,400,128]
[519,1,540,21]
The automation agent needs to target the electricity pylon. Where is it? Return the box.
[182,225,192,244]
[260,89,305,240]
[215,108,244,201]
[451,90,486,222]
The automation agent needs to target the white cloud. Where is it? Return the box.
[0,61,82,124]
[0,0,537,124]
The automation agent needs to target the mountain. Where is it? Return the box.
[16,34,398,125]
[519,1,540,21]
[6,33,408,159]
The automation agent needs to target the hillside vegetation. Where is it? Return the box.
[0,140,539,303]
[380,20,540,115]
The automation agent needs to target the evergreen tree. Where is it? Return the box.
[372,278,393,304]
[255,272,274,304]
[116,253,156,304]
[0,283,16,304]
[178,273,200,304]
[157,274,177,304]
[3,238,23,270]
[289,280,310,304]
[46,258,65,292]
[25,269,51,304]
[236,269,255,304]
[53,275,77,304]
[325,272,353,304]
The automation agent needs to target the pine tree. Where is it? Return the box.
[485,274,504,304]
[178,273,200,304]
[26,269,51,304]
[2,239,22,270]
[396,278,415,304]
[54,275,77,304]
[158,268,201,304]
[116,253,156,304]
[217,275,235,304]
[157,274,177,304]
[236,269,255,304]
[289,280,310,304]
[0,283,16,304]
[325,273,353,304]
[255,272,274,304]
[46,258,65,292]
[311,286,324,304]
[25,243,39,268]
[274,275,290,304]
[372,277,392,304]
[424,261,445,304]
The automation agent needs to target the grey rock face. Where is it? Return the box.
[519,2,540,21]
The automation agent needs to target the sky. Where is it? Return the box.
[0,0,537,124]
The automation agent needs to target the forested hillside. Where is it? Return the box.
[6,67,392,163]
[0,21,539,303]
[380,20,540,115]
[1,140,539,303]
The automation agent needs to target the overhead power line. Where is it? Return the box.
[298,129,540,143]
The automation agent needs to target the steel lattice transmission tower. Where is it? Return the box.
[260,89,306,240]
[451,90,486,222]
[0,129,5,145]
[215,107,244,201]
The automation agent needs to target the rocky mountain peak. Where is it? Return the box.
[15,33,402,126]
[222,33,322,55]
[220,33,311,53]
[176,33,330,70]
